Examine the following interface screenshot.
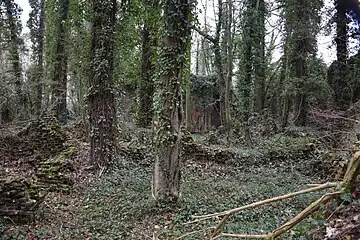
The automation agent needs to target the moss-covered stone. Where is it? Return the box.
[36,152,74,194]
[0,117,77,221]
[0,178,45,222]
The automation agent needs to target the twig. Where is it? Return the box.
[175,227,215,240]
[326,200,345,221]
[210,214,230,238]
[59,221,64,235]
[211,233,269,239]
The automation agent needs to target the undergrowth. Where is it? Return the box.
[78,155,325,239]
[1,134,329,240]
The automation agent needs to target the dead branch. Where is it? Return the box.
[211,233,269,239]
[191,182,338,221]
[183,152,360,240]
[175,227,215,240]
[270,191,342,239]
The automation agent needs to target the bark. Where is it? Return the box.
[335,0,350,109]
[195,40,200,75]
[224,0,233,128]
[152,0,190,202]
[4,0,25,119]
[89,0,117,170]
[280,56,290,129]
[292,0,310,126]
[35,0,45,116]
[185,41,191,130]
[242,0,254,129]
[214,0,225,126]
[253,0,266,112]
[293,38,308,126]
[52,0,69,124]
[28,0,46,115]
[243,42,252,140]
[136,24,154,127]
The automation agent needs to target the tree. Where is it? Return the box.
[334,0,350,109]
[238,0,256,140]
[67,0,91,119]
[224,0,234,128]
[88,0,117,170]
[281,0,322,126]
[136,0,160,128]
[3,0,25,120]
[52,0,70,123]
[152,0,191,201]
[28,0,46,116]
[253,0,266,112]
[195,0,226,126]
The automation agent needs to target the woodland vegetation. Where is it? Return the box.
[1,0,360,239]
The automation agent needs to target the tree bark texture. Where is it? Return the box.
[52,0,69,123]
[136,24,154,127]
[152,0,190,201]
[88,0,117,170]
[334,0,350,109]
[253,0,266,112]
[4,0,25,119]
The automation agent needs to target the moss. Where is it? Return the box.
[35,145,76,194]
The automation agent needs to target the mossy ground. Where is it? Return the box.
[1,135,328,240]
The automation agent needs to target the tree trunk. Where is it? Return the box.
[293,39,307,126]
[36,0,45,116]
[52,0,69,124]
[335,0,350,109]
[89,0,117,170]
[185,39,191,130]
[224,0,233,129]
[241,0,254,140]
[152,0,190,202]
[28,0,46,116]
[136,24,154,127]
[253,0,266,112]
[4,0,25,120]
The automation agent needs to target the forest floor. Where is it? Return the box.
[1,121,360,240]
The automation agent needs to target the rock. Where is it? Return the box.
[0,178,45,222]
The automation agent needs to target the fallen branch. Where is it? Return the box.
[270,191,342,239]
[182,152,360,239]
[175,227,215,240]
[191,182,338,223]
[211,233,269,239]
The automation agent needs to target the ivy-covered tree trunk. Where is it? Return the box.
[282,0,322,126]
[334,0,349,109]
[152,0,190,201]
[253,0,266,112]
[88,0,117,170]
[4,0,25,119]
[292,40,308,126]
[52,0,69,123]
[28,0,46,116]
[136,24,154,127]
[239,0,255,142]
[185,38,191,130]
[136,0,160,128]
[214,0,225,126]
[224,0,233,128]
